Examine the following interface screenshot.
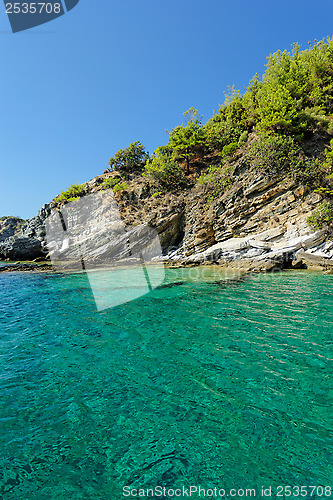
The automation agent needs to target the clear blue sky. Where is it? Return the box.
[1,0,333,219]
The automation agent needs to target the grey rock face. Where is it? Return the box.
[0,235,43,260]
[44,191,163,271]
[0,216,26,242]
[0,204,51,260]
[0,153,332,269]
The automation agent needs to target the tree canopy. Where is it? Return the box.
[108,141,149,173]
[167,108,206,174]
[106,37,333,196]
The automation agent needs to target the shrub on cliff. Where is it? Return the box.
[144,146,186,191]
[203,117,242,150]
[102,177,120,190]
[198,164,234,197]
[220,142,238,158]
[256,84,298,132]
[249,133,329,189]
[101,177,130,193]
[249,134,302,176]
[113,181,129,193]
[108,141,149,173]
[308,202,333,230]
[203,89,248,151]
[167,108,205,174]
[0,216,25,223]
[54,184,87,203]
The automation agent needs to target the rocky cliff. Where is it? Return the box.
[0,217,25,243]
[1,134,333,272]
[0,205,51,261]
[111,149,333,271]
[3,38,333,272]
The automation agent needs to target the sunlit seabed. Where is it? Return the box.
[0,267,332,499]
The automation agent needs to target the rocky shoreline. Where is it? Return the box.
[1,233,333,276]
[1,133,333,275]
[172,228,333,273]
[0,261,54,273]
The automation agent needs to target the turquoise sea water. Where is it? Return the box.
[0,267,332,499]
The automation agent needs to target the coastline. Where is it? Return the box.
[1,253,333,275]
[0,261,55,273]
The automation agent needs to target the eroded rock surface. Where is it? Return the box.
[0,217,25,242]
[0,205,51,260]
[1,137,332,271]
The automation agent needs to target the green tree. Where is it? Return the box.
[144,146,186,191]
[256,84,298,131]
[203,115,243,151]
[168,108,205,174]
[222,86,249,128]
[108,141,149,173]
[203,88,249,151]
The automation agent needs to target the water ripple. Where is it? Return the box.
[0,270,332,497]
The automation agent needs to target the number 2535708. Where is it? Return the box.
[5,3,62,14]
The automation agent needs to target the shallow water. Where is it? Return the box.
[0,268,332,499]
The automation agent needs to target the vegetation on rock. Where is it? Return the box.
[113,181,129,193]
[308,202,333,230]
[167,108,205,175]
[102,177,121,190]
[144,146,186,191]
[51,37,333,233]
[0,216,25,222]
[105,38,333,203]
[108,141,149,173]
[54,184,87,203]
